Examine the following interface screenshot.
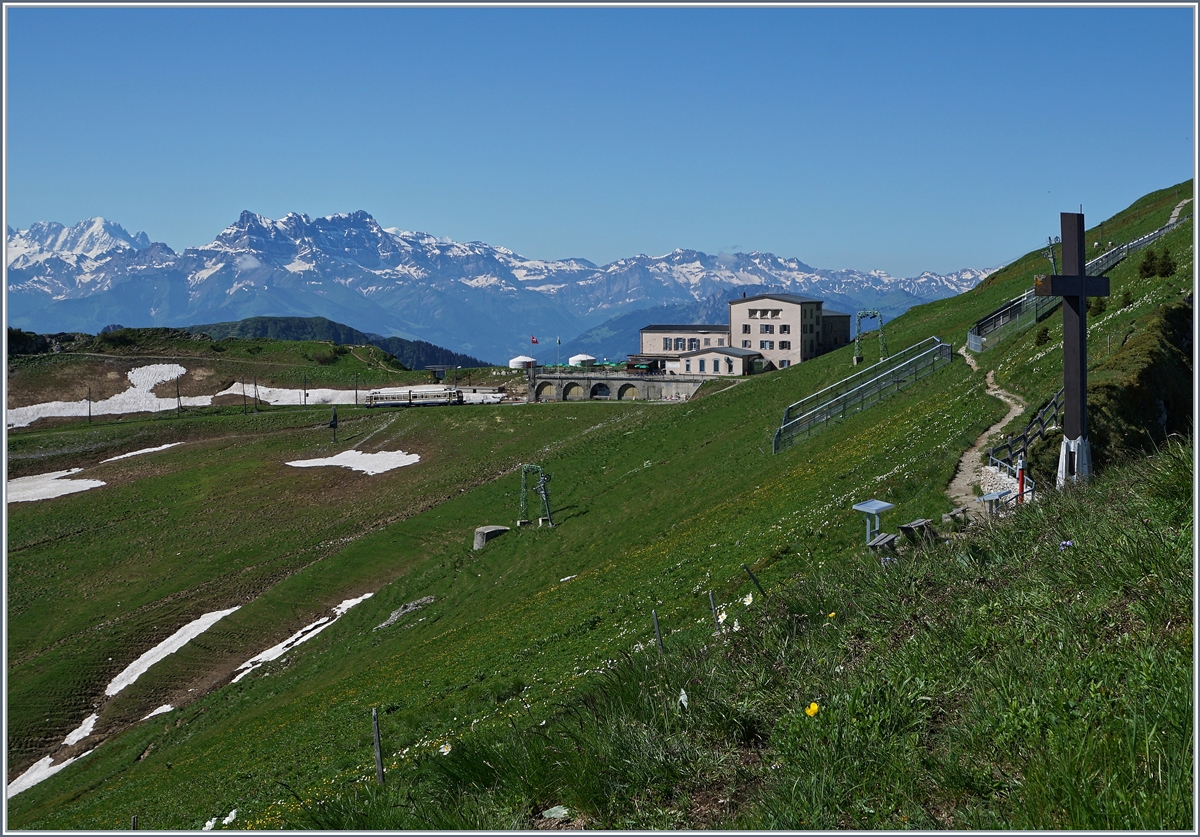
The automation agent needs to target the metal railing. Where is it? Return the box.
[777,337,946,428]
[988,387,1064,468]
[1085,212,1191,275]
[987,456,1037,500]
[773,337,953,453]
[966,288,1061,352]
[966,213,1192,352]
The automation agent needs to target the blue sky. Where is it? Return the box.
[4,5,1195,277]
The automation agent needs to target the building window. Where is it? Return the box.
[717,337,725,346]
[741,339,751,348]
[748,310,758,318]
[704,338,711,347]
[699,359,706,373]
[663,337,671,350]
[779,324,790,334]
[760,340,774,350]
[780,359,790,368]
[741,324,751,334]
[771,309,782,318]
[674,337,685,351]
[726,358,734,373]
[685,359,691,372]
[779,340,791,350]
[760,324,774,334]
[688,338,699,351]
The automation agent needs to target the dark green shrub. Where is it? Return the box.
[1088,295,1108,317]
[1120,289,1134,308]
[1138,249,1159,278]
[1034,326,1050,346]
[96,328,136,348]
[1156,247,1176,277]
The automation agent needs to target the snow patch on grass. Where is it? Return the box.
[6,469,106,503]
[232,594,373,683]
[106,607,241,696]
[214,382,359,406]
[6,750,95,799]
[286,449,420,475]
[101,443,182,463]
[62,713,98,746]
[7,364,212,428]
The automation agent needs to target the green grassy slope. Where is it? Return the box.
[6,334,515,429]
[6,182,1192,829]
[186,316,491,370]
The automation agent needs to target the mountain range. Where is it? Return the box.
[6,211,992,364]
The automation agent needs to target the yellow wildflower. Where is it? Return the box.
[805,702,819,717]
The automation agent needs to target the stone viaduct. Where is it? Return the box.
[528,370,708,403]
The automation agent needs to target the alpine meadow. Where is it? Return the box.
[5,181,1194,829]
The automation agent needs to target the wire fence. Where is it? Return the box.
[1085,212,1192,275]
[777,337,946,428]
[966,212,1192,353]
[773,337,953,454]
[966,289,1061,352]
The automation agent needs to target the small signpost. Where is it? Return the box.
[1034,212,1110,487]
[329,405,338,443]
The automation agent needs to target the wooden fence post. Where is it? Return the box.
[372,707,385,785]
[743,564,768,599]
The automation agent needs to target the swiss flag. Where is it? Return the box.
[531,335,539,344]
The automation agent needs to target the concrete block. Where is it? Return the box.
[473,525,510,550]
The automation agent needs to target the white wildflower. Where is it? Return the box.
[438,743,452,755]
[717,610,727,624]
[743,593,753,606]
[732,619,741,632]
[678,688,689,709]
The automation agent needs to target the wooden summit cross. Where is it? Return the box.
[1034,212,1109,487]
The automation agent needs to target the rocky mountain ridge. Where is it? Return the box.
[7,211,991,364]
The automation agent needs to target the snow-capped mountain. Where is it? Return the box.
[7,217,150,263]
[7,210,992,364]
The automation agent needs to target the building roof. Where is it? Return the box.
[639,323,729,333]
[822,309,851,318]
[680,346,762,359]
[729,292,822,306]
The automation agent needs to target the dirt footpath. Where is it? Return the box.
[946,346,1026,510]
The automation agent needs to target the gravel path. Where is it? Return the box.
[946,346,1026,510]
[1168,197,1193,224]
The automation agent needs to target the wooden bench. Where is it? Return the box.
[867,532,899,551]
[941,506,969,524]
[899,518,935,543]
